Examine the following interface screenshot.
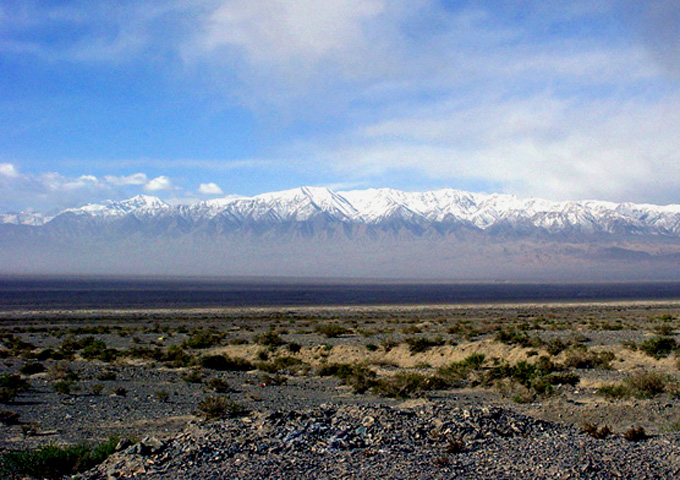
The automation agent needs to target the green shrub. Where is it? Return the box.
[205,378,231,393]
[253,331,285,349]
[181,369,204,384]
[598,371,678,399]
[0,375,29,404]
[582,422,612,439]
[197,397,249,420]
[96,371,117,381]
[182,331,224,350]
[315,324,349,338]
[639,337,678,359]
[563,348,615,369]
[19,362,46,375]
[53,380,78,395]
[405,336,444,354]
[317,363,377,394]
[155,390,170,402]
[0,411,20,426]
[200,355,253,371]
[623,425,648,441]
[372,372,450,398]
[0,436,119,479]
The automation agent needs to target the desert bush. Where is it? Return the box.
[112,387,127,397]
[438,354,486,385]
[315,324,349,338]
[182,330,225,350]
[79,339,119,362]
[582,422,612,439]
[598,371,678,399]
[405,336,445,354]
[257,356,304,374]
[200,354,253,372]
[0,334,35,357]
[654,323,675,336]
[259,373,287,385]
[0,411,20,426]
[623,425,648,441]
[563,348,615,369]
[253,330,285,349]
[53,380,77,395]
[181,369,204,384]
[544,338,569,356]
[484,357,569,397]
[205,378,230,393]
[0,375,29,404]
[96,370,117,381]
[495,329,542,349]
[19,362,46,375]
[287,342,302,353]
[318,363,377,394]
[639,337,678,359]
[197,397,249,420]
[91,384,104,396]
[154,390,170,402]
[0,436,119,480]
[372,371,450,398]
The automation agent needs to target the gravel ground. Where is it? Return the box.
[81,402,680,479]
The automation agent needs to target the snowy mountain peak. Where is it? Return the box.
[3,187,680,237]
[119,194,167,210]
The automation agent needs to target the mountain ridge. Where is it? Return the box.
[2,186,680,238]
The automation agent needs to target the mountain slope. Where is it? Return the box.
[2,187,680,279]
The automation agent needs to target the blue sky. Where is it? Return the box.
[2,0,680,212]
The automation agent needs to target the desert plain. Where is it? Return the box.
[2,301,680,478]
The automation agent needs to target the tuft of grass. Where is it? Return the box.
[0,436,119,480]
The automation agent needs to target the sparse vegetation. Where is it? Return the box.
[623,425,648,441]
[197,397,249,420]
[639,337,678,359]
[0,436,119,479]
[598,371,678,399]
[582,422,612,439]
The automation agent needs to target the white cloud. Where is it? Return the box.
[198,182,223,195]
[0,163,19,177]
[144,176,174,192]
[104,173,148,186]
[0,166,181,211]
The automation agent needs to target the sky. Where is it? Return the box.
[2,0,680,212]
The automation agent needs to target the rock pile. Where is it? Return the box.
[81,403,680,479]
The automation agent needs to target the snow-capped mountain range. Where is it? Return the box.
[3,186,680,237]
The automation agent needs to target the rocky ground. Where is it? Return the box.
[1,302,680,478]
